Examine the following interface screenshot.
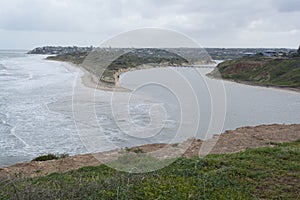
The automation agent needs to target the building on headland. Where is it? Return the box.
[263,50,277,57]
[242,52,256,57]
[28,46,94,55]
[28,46,298,60]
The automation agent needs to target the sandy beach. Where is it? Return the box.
[74,62,215,93]
[70,63,131,92]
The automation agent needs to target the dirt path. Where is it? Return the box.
[0,124,299,179]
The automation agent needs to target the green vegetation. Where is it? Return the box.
[47,51,89,65]
[108,153,172,174]
[1,141,299,199]
[102,49,188,83]
[124,147,145,153]
[209,56,300,88]
[31,153,69,162]
[47,48,189,84]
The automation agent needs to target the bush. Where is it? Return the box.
[133,148,144,154]
[32,154,59,161]
[31,153,69,162]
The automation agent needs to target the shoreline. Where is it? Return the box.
[1,123,299,178]
[79,66,131,92]
[207,73,300,94]
[86,62,300,94]
[60,60,216,93]
[56,58,300,94]
[79,64,198,92]
[2,59,297,178]
[56,60,131,92]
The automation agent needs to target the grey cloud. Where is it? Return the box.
[273,0,300,12]
[0,0,299,48]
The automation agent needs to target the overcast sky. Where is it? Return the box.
[0,0,299,49]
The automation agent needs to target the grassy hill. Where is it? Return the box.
[47,51,89,65]
[47,48,189,84]
[1,140,299,199]
[209,56,300,89]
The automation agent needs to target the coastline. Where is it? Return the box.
[2,59,297,178]
[57,60,131,92]
[59,61,179,92]
[79,66,131,92]
[78,59,300,94]
[1,123,299,178]
[207,73,300,94]
[82,63,222,92]
[58,57,300,94]
[207,57,300,94]
[62,60,216,92]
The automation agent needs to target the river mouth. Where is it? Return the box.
[120,66,300,134]
[1,53,300,167]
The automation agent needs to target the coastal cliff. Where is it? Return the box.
[208,56,300,90]
[1,124,299,199]
[46,48,214,85]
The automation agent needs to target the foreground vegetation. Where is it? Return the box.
[209,56,300,88]
[1,140,299,199]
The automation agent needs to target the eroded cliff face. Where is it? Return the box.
[209,57,300,89]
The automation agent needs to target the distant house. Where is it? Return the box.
[243,52,256,57]
[277,51,287,57]
[263,51,277,57]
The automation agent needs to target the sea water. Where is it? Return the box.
[1,51,300,167]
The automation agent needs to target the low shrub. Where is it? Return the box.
[31,153,69,162]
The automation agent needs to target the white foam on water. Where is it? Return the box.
[0,52,88,166]
[1,51,300,167]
